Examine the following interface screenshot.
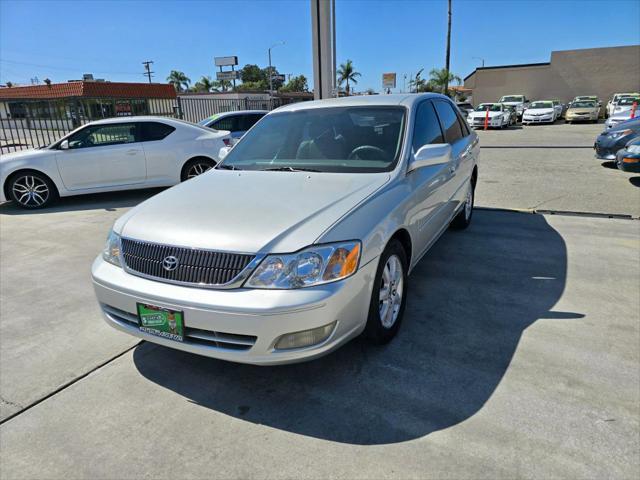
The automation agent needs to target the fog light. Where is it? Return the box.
[274,322,336,350]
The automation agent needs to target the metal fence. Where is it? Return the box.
[0,96,305,154]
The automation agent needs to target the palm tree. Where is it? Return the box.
[337,60,361,96]
[192,75,214,92]
[167,70,191,92]
[212,79,232,92]
[408,69,431,93]
[427,68,461,95]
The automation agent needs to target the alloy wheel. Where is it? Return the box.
[379,254,404,328]
[464,186,473,220]
[186,162,213,179]
[12,175,50,207]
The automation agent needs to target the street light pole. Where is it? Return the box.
[268,41,285,93]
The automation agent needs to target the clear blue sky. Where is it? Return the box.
[1,0,639,92]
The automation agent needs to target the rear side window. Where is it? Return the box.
[433,101,463,143]
[141,122,175,142]
[211,115,241,132]
[242,113,265,131]
[412,101,444,152]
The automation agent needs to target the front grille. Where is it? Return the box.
[102,304,257,351]
[121,238,255,287]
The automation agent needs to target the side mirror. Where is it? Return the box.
[218,146,231,161]
[59,139,69,150]
[408,144,452,173]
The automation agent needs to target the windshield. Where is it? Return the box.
[218,106,406,173]
[475,104,501,112]
[529,102,553,109]
[571,101,596,108]
[618,97,639,106]
[500,96,524,103]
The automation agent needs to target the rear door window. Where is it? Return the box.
[433,101,464,143]
[141,122,176,142]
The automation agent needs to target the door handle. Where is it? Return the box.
[126,149,138,155]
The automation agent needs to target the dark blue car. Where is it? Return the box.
[594,117,640,160]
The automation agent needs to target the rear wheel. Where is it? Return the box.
[8,171,57,209]
[181,157,216,181]
[364,240,408,345]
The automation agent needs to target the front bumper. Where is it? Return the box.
[522,115,553,124]
[616,150,640,172]
[92,255,377,365]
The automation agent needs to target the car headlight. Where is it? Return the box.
[245,241,361,289]
[103,230,122,267]
[608,129,634,139]
[626,144,640,154]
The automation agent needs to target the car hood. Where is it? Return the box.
[524,108,554,115]
[0,147,54,164]
[116,169,391,253]
[500,101,523,106]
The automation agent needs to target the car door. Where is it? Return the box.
[405,100,453,259]
[55,122,146,191]
[433,99,474,218]
[139,121,178,184]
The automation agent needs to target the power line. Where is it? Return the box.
[142,60,154,83]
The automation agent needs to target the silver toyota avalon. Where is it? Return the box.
[92,93,479,365]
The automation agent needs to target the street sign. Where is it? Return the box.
[382,73,396,89]
[216,71,240,81]
[215,56,238,67]
[271,74,286,82]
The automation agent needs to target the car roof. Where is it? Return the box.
[87,116,187,126]
[272,93,451,113]
[204,110,269,119]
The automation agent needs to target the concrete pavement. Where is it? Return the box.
[0,210,638,479]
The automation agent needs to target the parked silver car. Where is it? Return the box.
[92,94,479,365]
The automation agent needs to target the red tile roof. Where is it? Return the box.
[0,82,176,100]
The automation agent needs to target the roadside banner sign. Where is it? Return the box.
[216,71,240,81]
[215,56,238,67]
[382,73,396,89]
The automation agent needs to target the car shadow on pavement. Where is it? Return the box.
[0,188,165,215]
[133,210,580,445]
[601,161,618,170]
[629,177,640,187]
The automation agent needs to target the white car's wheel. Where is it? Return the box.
[181,157,216,181]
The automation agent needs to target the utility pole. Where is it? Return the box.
[268,42,285,93]
[142,61,154,83]
[444,0,452,96]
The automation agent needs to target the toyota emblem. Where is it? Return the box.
[162,255,179,272]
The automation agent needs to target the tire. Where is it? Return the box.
[7,171,58,209]
[450,179,475,230]
[181,157,216,182]
[364,239,408,345]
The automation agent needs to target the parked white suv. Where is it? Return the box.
[0,117,230,208]
[499,94,530,120]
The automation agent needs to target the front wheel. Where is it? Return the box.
[8,171,57,209]
[364,240,408,345]
[450,180,475,230]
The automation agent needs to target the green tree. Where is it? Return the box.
[167,70,191,92]
[235,81,266,92]
[240,64,265,84]
[192,76,214,92]
[427,68,461,95]
[263,66,284,90]
[337,59,361,96]
[279,75,308,93]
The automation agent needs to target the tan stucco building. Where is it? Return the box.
[464,45,640,106]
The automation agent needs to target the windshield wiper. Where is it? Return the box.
[216,164,242,170]
[261,166,321,172]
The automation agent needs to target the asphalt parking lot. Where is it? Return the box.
[1,123,639,479]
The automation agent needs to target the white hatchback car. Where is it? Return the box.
[0,117,230,209]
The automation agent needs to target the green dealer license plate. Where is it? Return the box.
[137,303,184,342]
